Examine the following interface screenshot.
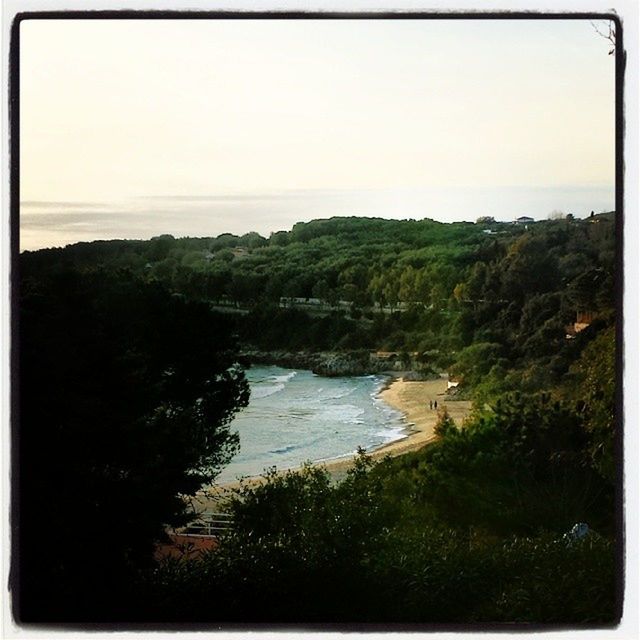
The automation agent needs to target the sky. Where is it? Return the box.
[19,18,616,250]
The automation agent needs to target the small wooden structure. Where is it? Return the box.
[154,512,233,561]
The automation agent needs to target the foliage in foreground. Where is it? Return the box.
[139,388,617,624]
[18,269,249,622]
[139,464,615,624]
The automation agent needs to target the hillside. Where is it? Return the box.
[21,213,616,399]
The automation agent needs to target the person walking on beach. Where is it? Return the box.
[434,400,438,410]
[429,400,433,410]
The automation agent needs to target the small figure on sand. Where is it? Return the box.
[429,400,433,410]
[434,400,438,409]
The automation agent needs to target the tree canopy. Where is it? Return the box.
[16,211,618,624]
[18,269,249,621]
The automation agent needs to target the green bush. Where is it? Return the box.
[139,455,616,624]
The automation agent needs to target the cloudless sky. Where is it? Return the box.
[19,18,616,249]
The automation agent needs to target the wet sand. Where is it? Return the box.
[193,376,472,510]
[318,376,472,482]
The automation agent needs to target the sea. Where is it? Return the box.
[216,365,407,483]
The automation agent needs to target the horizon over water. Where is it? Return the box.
[216,365,407,484]
[20,184,614,251]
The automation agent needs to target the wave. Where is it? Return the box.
[268,433,324,455]
[251,383,285,399]
[287,408,315,419]
[222,365,413,481]
[318,403,365,425]
[268,443,301,455]
[250,370,298,400]
[375,422,408,441]
[272,371,298,384]
[320,386,357,400]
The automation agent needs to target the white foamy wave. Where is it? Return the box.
[272,371,298,384]
[251,383,285,399]
[321,386,357,400]
[370,385,389,400]
[284,408,315,420]
[375,424,408,444]
[320,403,365,423]
[314,451,360,464]
[383,434,408,446]
[219,365,417,483]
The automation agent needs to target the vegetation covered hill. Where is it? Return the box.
[22,212,616,397]
[17,212,618,624]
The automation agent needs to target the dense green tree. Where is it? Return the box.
[136,446,615,624]
[16,212,618,624]
[450,342,505,386]
[20,213,617,393]
[18,269,249,621]
[147,234,176,261]
[240,231,268,248]
[569,326,616,482]
[409,393,613,535]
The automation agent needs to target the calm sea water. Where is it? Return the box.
[217,365,407,483]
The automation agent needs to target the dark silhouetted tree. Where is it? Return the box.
[18,268,249,622]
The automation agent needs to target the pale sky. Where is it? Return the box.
[19,18,616,250]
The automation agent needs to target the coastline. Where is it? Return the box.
[195,375,472,507]
[317,375,472,482]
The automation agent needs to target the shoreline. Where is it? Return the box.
[194,374,472,508]
[317,375,472,481]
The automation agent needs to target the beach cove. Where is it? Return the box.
[196,374,473,507]
[213,366,409,485]
[302,375,472,483]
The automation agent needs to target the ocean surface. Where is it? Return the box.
[216,365,407,483]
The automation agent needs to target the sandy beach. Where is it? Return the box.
[194,376,472,509]
[317,376,472,482]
